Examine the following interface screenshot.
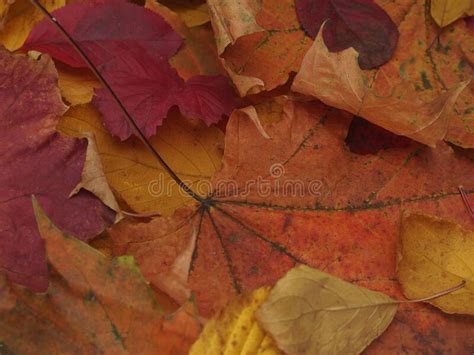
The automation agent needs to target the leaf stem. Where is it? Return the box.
[400,280,465,304]
[320,281,466,312]
[29,0,204,203]
[121,210,162,218]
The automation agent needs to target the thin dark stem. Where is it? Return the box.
[426,27,443,52]
[458,186,474,218]
[29,0,203,202]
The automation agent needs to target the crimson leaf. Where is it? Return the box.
[295,0,399,69]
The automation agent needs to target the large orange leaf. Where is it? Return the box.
[107,98,474,353]
[386,0,474,148]
[0,199,201,354]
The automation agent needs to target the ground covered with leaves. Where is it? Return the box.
[0,0,473,354]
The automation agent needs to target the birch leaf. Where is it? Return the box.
[256,265,398,355]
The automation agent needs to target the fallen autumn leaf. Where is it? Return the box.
[0,198,201,354]
[0,47,114,292]
[256,265,398,355]
[398,212,474,315]
[1,0,473,352]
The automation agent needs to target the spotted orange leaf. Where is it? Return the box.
[107,97,474,353]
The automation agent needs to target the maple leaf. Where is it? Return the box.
[58,104,223,216]
[292,27,469,147]
[208,0,312,95]
[54,0,226,107]
[24,0,237,140]
[91,52,236,140]
[0,48,114,292]
[3,0,474,352]
[372,0,474,148]
[295,0,399,69]
[107,98,474,353]
[0,199,201,354]
[422,11,474,147]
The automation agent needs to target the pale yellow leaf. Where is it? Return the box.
[58,104,223,216]
[69,131,122,220]
[0,0,65,51]
[224,60,265,96]
[206,0,265,96]
[190,287,281,355]
[256,265,398,355]
[398,213,474,314]
[431,0,474,27]
[153,227,198,304]
[238,106,270,139]
[207,0,263,55]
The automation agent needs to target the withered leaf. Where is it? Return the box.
[256,265,398,355]
[0,198,200,354]
[431,0,474,27]
[292,26,468,147]
[0,48,113,292]
[398,213,474,315]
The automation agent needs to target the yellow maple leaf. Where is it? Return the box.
[58,104,223,216]
[398,213,474,314]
